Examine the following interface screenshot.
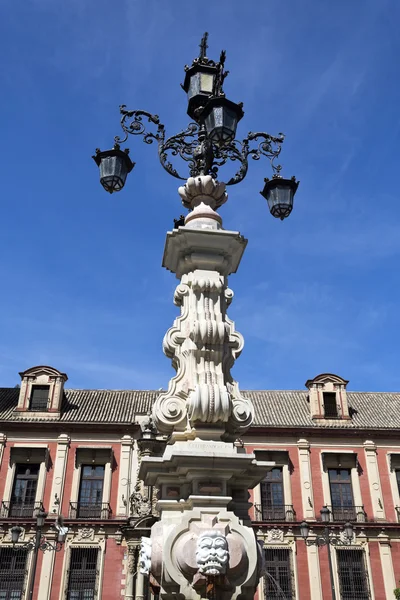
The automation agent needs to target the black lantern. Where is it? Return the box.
[92,147,135,194]
[320,506,331,523]
[261,175,299,220]
[11,526,22,545]
[300,521,310,540]
[36,508,48,528]
[201,97,244,147]
[183,64,218,121]
[344,522,354,540]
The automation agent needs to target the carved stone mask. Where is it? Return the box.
[196,530,229,576]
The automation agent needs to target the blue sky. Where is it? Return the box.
[1,0,399,392]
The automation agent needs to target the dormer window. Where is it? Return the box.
[29,385,50,411]
[14,365,68,417]
[323,392,338,418]
[305,373,351,421]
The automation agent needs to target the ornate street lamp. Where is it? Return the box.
[93,32,299,219]
[300,507,354,600]
[12,511,68,600]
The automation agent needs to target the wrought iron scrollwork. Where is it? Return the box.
[113,105,285,185]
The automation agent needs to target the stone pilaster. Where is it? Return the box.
[49,434,70,514]
[118,435,133,516]
[297,438,315,520]
[378,531,396,598]
[364,440,385,520]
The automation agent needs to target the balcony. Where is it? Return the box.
[1,500,45,519]
[69,502,111,519]
[253,504,296,522]
[325,505,367,523]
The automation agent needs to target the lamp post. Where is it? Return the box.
[93,31,299,220]
[93,33,300,600]
[11,509,67,600]
[300,506,354,600]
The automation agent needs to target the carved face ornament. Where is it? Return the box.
[196,530,229,576]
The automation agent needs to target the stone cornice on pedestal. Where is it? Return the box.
[162,227,247,278]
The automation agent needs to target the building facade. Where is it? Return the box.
[0,366,400,599]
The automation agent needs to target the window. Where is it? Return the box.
[261,468,285,520]
[77,465,105,518]
[337,549,371,599]
[0,547,29,599]
[10,464,39,518]
[264,548,295,599]
[323,392,338,418]
[29,385,49,411]
[328,469,355,521]
[396,469,400,496]
[67,547,99,600]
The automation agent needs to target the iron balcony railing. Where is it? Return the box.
[325,505,367,523]
[1,500,45,519]
[69,502,111,520]
[253,504,296,522]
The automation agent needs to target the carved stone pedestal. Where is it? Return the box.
[143,176,273,600]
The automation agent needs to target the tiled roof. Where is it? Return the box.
[1,388,400,430]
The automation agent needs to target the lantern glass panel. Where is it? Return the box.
[204,105,238,147]
[200,72,214,93]
[264,182,295,220]
[99,155,128,194]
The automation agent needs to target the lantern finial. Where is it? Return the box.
[199,32,209,61]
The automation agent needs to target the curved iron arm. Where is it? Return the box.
[14,537,63,553]
[305,532,353,547]
[113,106,285,184]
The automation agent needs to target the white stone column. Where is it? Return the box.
[125,543,139,600]
[297,439,315,520]
[135,571,145,600]
[118,435,133,516]
[378,532,396,598]
[49,434,70,513]
[364,440,385,520]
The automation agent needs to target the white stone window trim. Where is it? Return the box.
[258,541,299,600]
[2,444,49,508]
[320,451,363,512]
[387,453,400,519]
[252,450,293,511]
[70,447,113,512]
[58,540,105,600]
[330,543,375,600]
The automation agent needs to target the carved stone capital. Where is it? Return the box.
[178,176,227,211]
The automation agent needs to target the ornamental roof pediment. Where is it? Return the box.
[19,365,68,381]
[305,373,349,388]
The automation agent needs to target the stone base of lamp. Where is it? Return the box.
[140,440,272,600]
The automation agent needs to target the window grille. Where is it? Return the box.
[264,548,295,600]
[0,547,29,599]
[337,549,371,599]
[66,547,99,600]
[29,385,50,411]
[323,392,339,418]
[10,463,40,517]
[77,465,105,518]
